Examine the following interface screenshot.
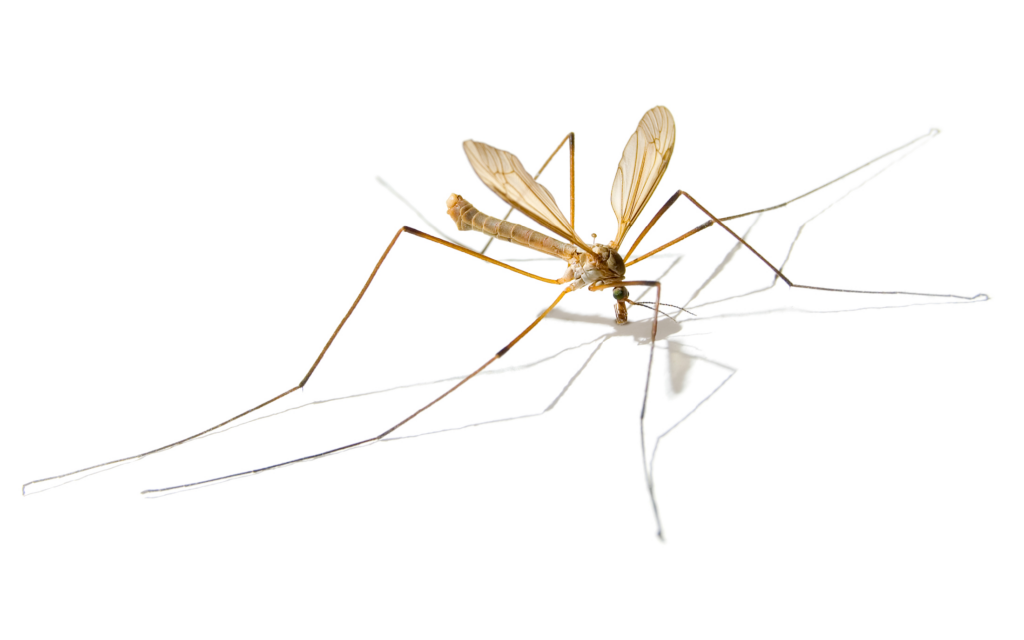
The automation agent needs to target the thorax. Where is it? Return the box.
[564,243,626,291]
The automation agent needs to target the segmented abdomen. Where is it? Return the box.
[446,194,576,261]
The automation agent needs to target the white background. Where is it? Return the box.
[3,1,1021,638]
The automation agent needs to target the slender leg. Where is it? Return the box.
[480,133,574,255]
[141,286,574,494]
[592,279,666,539]
[678,192,984,300]
[624,128,940,266]
[23,227,566,494]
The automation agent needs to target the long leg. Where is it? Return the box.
[676,192,984,299]
[480,132,574,255]
[623,128,940,266]
[141,286,574,494]
[591,279,667,539]
[23,227,567,494]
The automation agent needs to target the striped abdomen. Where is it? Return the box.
[446,194,576,261]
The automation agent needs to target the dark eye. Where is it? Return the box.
[612,287,628,301]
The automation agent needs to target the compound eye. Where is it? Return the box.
[612,286,628,301]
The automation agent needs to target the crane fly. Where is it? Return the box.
[23,107,985,538]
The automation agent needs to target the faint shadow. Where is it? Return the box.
[376,177,470,248]
[382,335,611,443]
[681,213,766,310]
[649,352,737,476]
[22,460,138,496]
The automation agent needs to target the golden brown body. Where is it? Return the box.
[446,194,576,262]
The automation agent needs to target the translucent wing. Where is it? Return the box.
[609,106,676,250]
[463,139,591,251]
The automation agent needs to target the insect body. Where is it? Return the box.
[448,105,675,326]
[446,194,629,320]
